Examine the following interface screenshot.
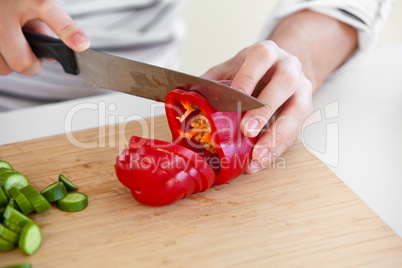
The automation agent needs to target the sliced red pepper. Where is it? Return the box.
[116,137,216,206]
[129,136,215,191]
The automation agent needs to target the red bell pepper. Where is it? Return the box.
[115,146,208,206]
[165,86,257,184]
[128,136,215,191]
[115,81,257,206]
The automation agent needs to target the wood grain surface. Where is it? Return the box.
[1,115,401,267]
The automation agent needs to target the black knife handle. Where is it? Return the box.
[23,29,79,75]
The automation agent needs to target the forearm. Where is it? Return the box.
[269,10,358,92]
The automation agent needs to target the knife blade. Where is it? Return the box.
[23,30,265,112]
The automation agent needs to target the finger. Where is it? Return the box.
[246,140,291,174]
[241,55,302,138]
[201,57,241,81]
[246,87,312,173]
[24,19,55,37]
[24,20,56,62]
[201,45,253,81]
[231,41,279,95]
[201,63,230,81]
[0,54,12,75]
[0,22,42,76]
[38,1,90,52]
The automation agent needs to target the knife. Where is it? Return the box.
[23,30,265,112]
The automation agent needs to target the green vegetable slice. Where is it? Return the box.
[57,192,88,212]
[19,221,42,255]
[0,223,19,243]
[0,167,13,175]
[3,219,23,234]
[0,160,13,170]
[9,187,34,215]
[3,206,32,228]
[8,198,20,211]
[0,170,18,188]
[0,235,15,251]
[58,174,79,191]
[1,172,29,197]
[20,185,51,214]
[0,186,8,208]
[5,263,32,268]
[41,181,67,202]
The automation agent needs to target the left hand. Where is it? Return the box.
[202,40,313,173]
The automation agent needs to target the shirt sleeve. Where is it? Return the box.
[259,0,396,76]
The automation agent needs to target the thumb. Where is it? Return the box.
[200,61,234,81]
[200,68,222,81]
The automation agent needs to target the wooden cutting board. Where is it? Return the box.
[1,115,401,267]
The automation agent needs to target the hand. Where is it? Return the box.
[0,0,90,76]
[202,40,313,173]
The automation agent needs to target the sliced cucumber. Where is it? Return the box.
[0,223,19,243]
[0,167,13,174]
[0,170,18,188]
[8,198,20,211]
[0,160,13,170]
[20,185,51,214]
[0,186,8,208]
[57,192,88,212]
[9,187,34,215]
[5,263,32,268]
[41,181,67,202]
[58,174,79,191]
[1,172,29,197]
[3,206,32,228]
[3,219,23,234]
[18,221,42,255]
[0,235,15,251]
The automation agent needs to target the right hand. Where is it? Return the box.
[202,41,313,174]
[0,0,90,76]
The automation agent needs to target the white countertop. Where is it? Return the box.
[0,43,401,237]
[302,42,402,237]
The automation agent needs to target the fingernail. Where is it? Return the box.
[247,161,262,174]
[262,158,271,168]
[253,147,269,164]
[245,117,260,137]
[72,33,90,50]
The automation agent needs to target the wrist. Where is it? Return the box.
[268,10,357,92]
